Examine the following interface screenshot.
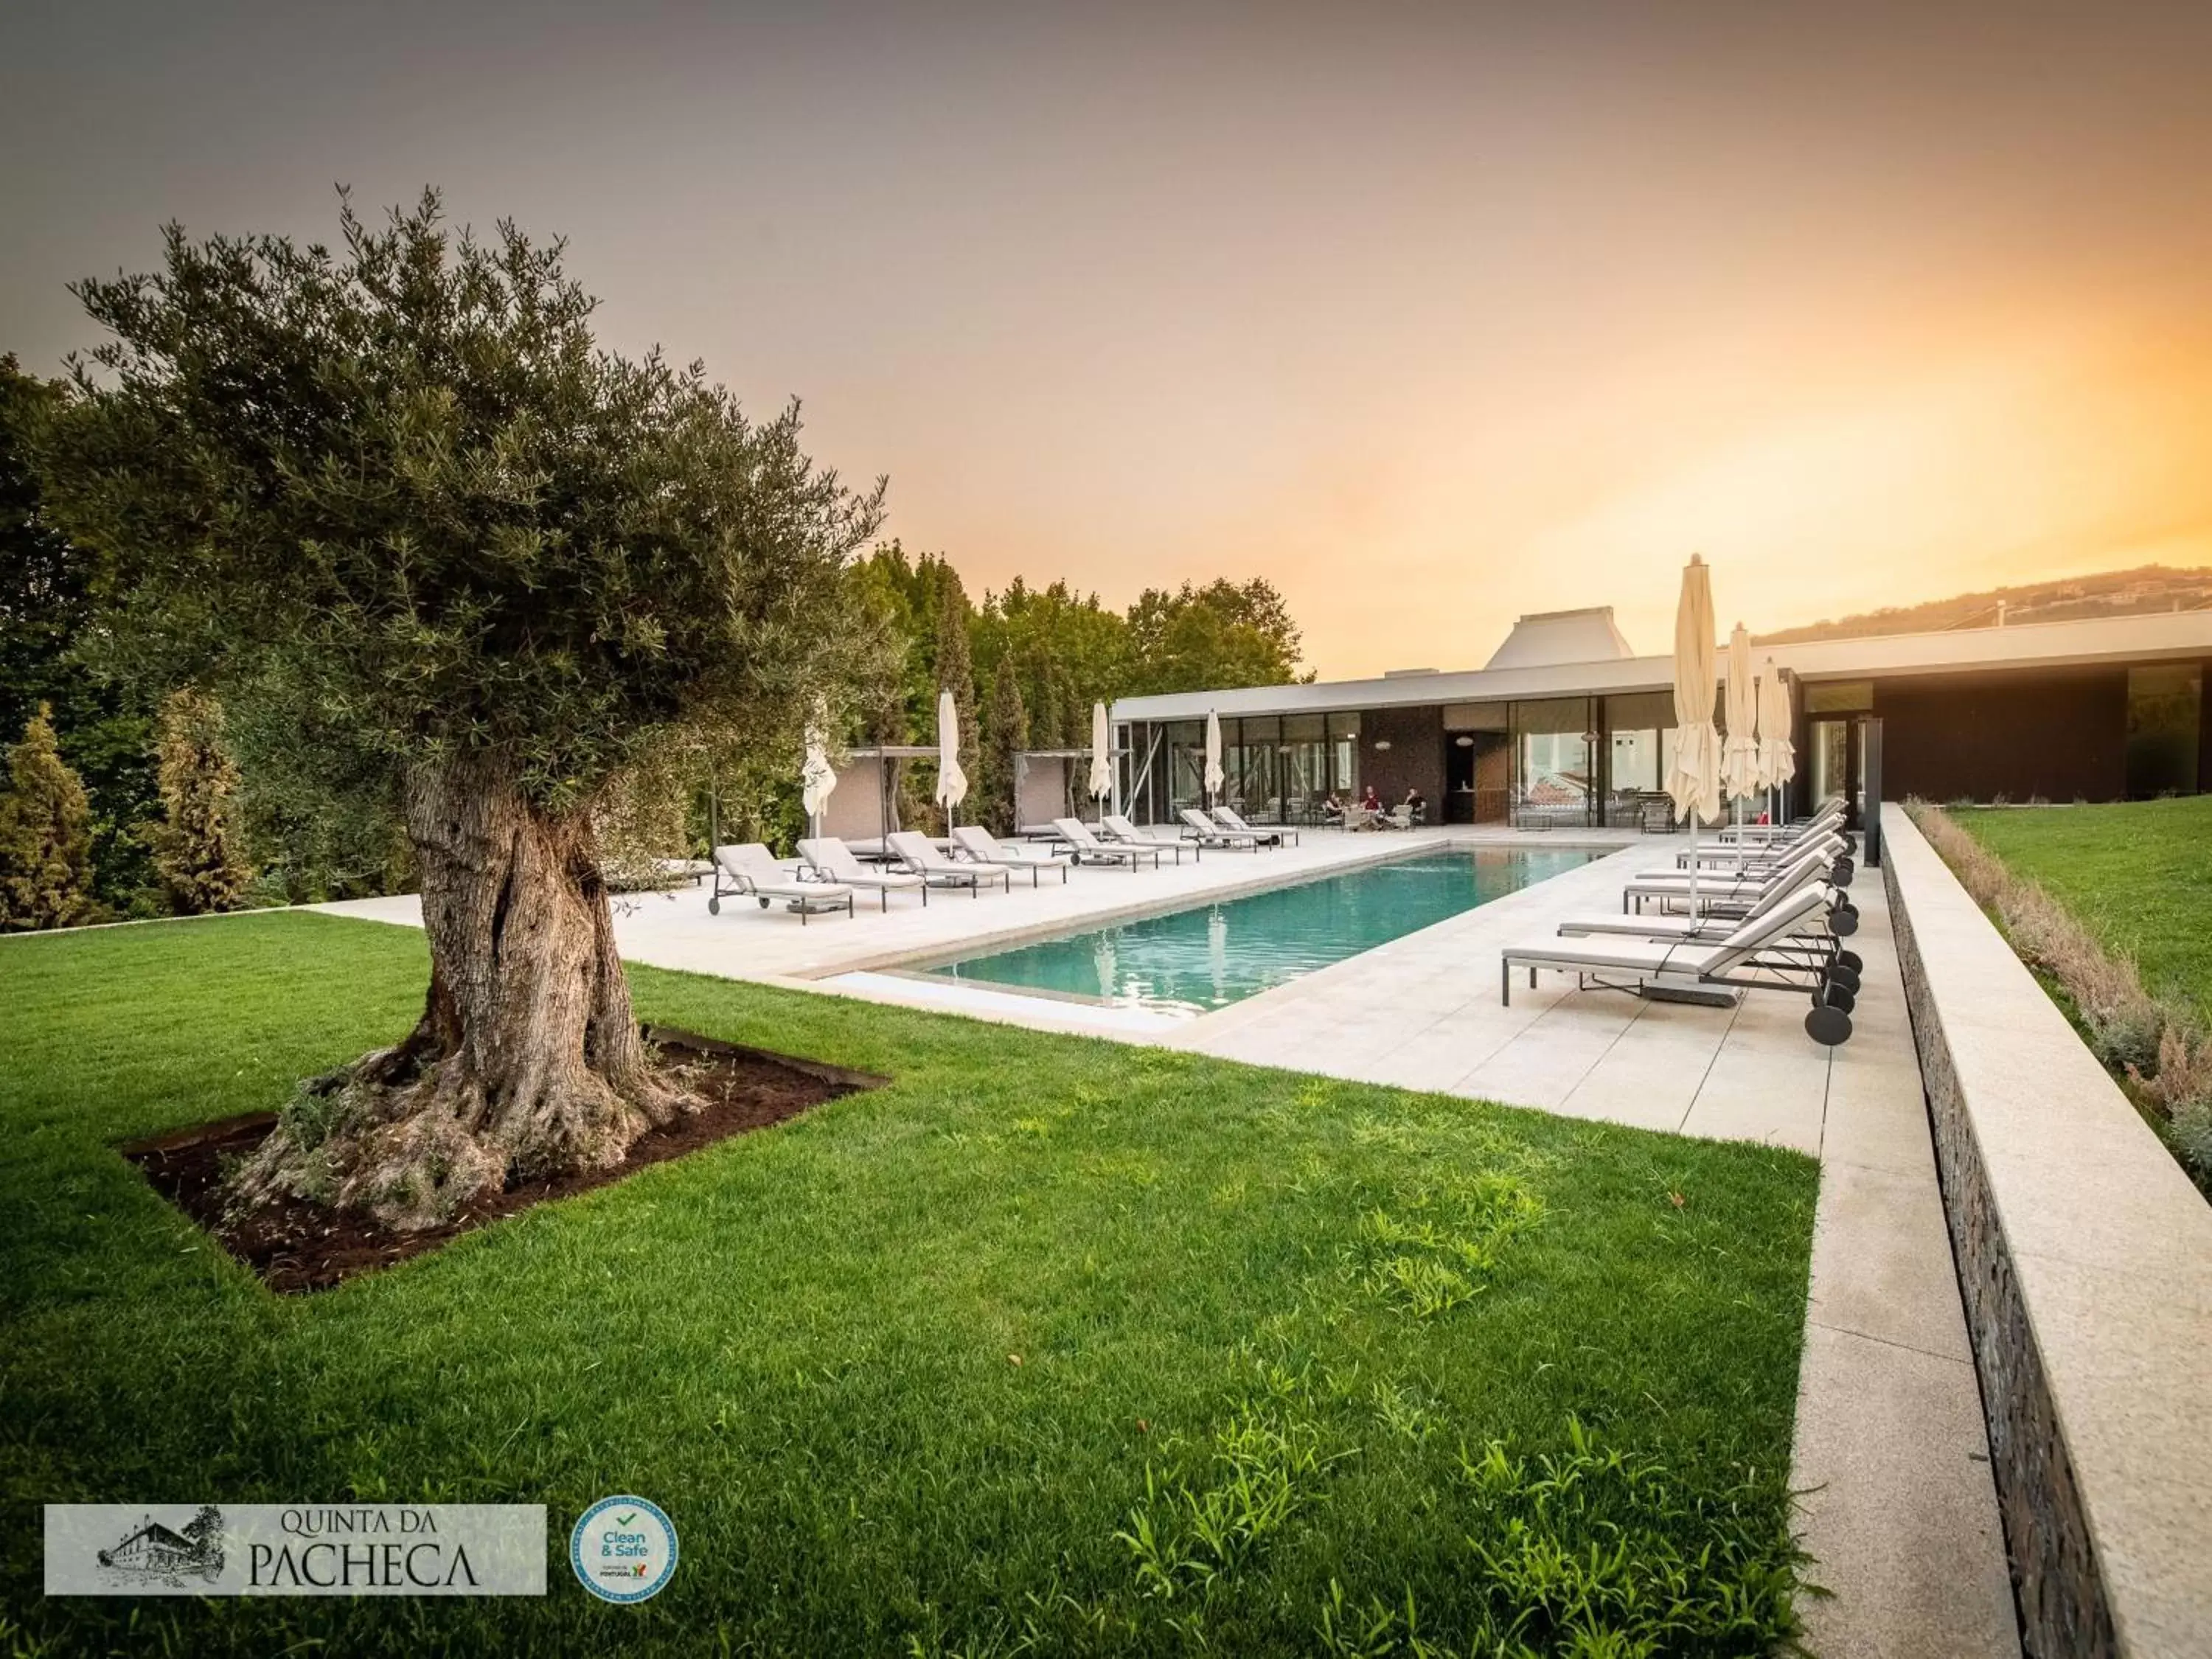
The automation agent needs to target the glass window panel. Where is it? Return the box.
[1282,713,1326,741]
[1804,681,1873,713]
[2126,666,2202,797]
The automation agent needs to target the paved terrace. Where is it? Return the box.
[317,824,2019,1655]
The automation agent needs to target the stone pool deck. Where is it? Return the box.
[316,824,2020,1655]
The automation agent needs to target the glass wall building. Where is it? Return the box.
[1110,605,2212,829]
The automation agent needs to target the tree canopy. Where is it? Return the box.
[26,190,886,814]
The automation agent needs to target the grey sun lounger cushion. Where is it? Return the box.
[1559,874,1840,941]
[1503,885,1832,998]
[950,825,1071,884]
[712,844,855,923]
[1178,808,1255,848]
[1102,814,1192,861]
[1213,806,1297,846]
[887,831,1012,894]
[1646,828,1845,879]
[797,836,930,908]
[1054,818,1163,869]
[1630,838,1841,897]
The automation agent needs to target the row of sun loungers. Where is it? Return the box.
[706,806,1313,925]
[1500,799,1864,1046]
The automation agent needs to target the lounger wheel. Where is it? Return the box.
[1834,948,1863,975]
[1828,965,1861,995]
[1820,982,1857,1015]
[759,896,771,909]
[1829,905,1860,936]
[1805,1002,1854,1046]
[1829,860,1854,888]
[707,894,720,915]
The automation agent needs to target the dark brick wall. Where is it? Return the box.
[1874,668,2129,803]
[1360,704,1445,810]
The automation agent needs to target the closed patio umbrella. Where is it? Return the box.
[1203,709,1225,804]
[935,689,968,826]
[1757,658,1795,827]
[1088,702,1114,824]
[800,720,837,838]
[1663,555,1721,911]
[1720,622,1760,863]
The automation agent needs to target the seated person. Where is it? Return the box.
[1359,785,1382,813]
[1403,787,1427,823]
[1319,791,1346,822]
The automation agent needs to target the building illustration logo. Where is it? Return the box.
[95,1506,225,1587]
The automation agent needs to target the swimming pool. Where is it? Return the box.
[917,847,1599,1018]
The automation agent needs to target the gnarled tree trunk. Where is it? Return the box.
[234,755,693,1230]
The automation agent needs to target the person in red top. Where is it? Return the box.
[1359,785,1382,813]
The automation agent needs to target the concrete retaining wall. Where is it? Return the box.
[1882,805,2212,1658]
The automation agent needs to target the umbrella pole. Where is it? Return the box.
[1687,807,1699,917]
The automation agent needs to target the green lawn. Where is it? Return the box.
[1955,795,2212,1027]
[1,912,1818,1658]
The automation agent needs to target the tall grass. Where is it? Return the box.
[1909,801,2212,1186]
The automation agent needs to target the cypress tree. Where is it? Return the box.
[146,686,255,914]
[0,703,98,930]
[981,657,1029,832]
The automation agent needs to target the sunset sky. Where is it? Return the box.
[6,2,2211,677]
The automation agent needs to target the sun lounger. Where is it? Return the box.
[950,824,1071,886]
[797,836,931,909]
[1102,813,1194,863]
[1559,871,1860,945]
[1675,813,1849,869]
[1717,803,1843,846]
[1502,884,1859,1044]
[886,830,1012,897]
[1212,805,1298,846]
[709,843,855,924]
[1053,817,1163,870]
[1626,840,1850,914]
[1178,807,1258,849]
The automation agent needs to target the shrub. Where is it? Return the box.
[145,686,254,914]
[0,703,100,930]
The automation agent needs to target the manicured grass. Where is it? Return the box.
[1955,796,2212,1027]
[1,913,1818,1657]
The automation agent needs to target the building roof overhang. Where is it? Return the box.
[1111,609,2212,723]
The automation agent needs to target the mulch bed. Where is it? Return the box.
[120,1025,886,1294]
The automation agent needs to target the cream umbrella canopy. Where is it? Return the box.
[1203,710,1225,801]
[1720,622,1760,860]
[1663,555,1722,908]
[1088,702,1114,821]
[1757,658,1795,826]
[935,689,968,824]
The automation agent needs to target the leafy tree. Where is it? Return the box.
[1124,577,1308,695]
[25,192,884,1228]
[0,356,160,912]
[1026,644,1067,752]
[978,656,1029,832]
[974,575,1131,737]
[145,686,254,914]
[0,704,99,930]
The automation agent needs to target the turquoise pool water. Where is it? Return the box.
[920,848,1599,1018]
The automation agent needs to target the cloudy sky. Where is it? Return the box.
[6,1,2211,676]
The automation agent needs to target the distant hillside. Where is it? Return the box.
[1755,565,2212,645]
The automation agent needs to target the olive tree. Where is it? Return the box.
[29,192,883,1227]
